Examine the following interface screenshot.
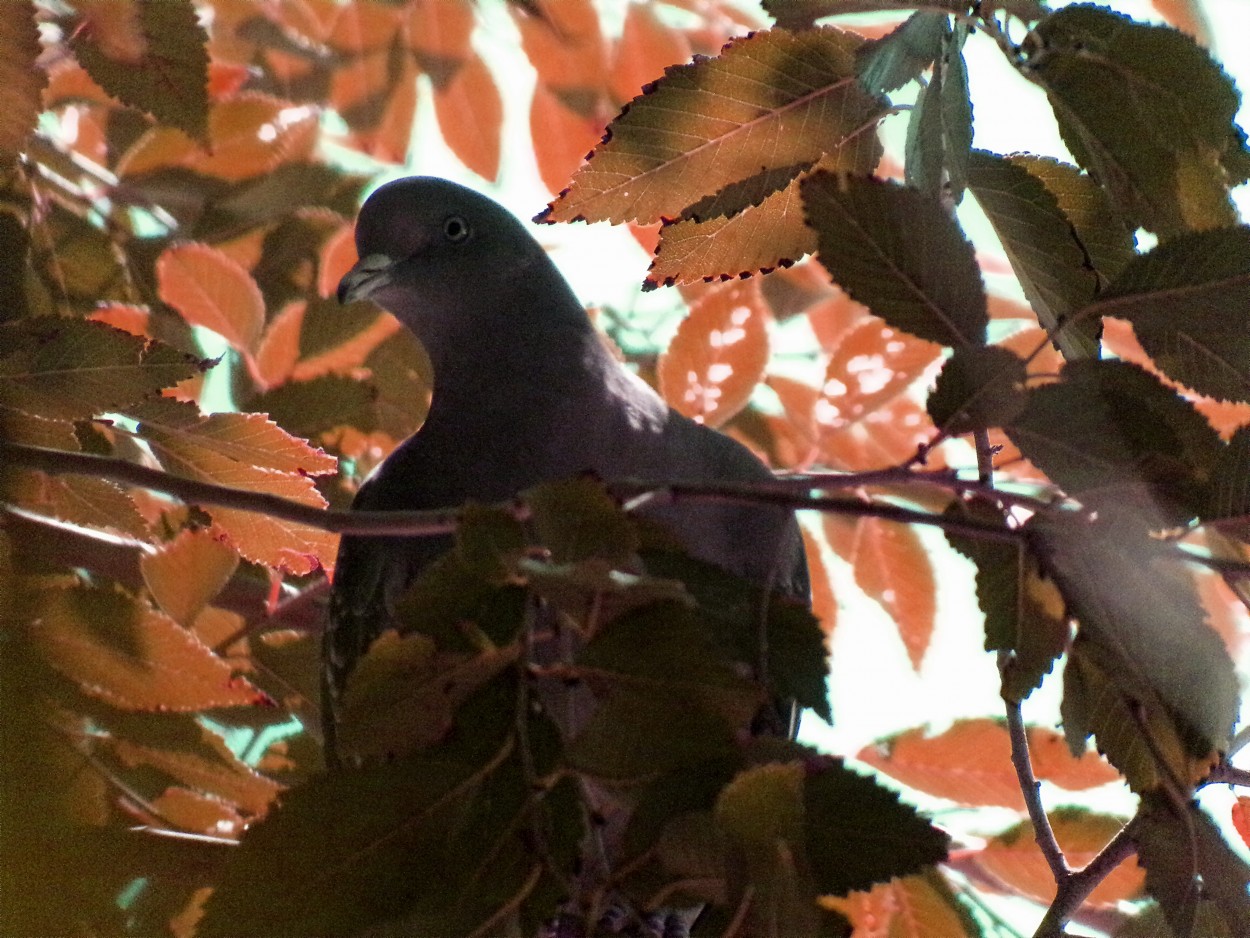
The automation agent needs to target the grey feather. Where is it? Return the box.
[324,177,808,764]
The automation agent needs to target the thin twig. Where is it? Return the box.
[1002,688,1069,881]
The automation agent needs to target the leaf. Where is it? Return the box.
[823,515,936,669]
[1026,726,1119,791]
[824,870,978,938]
[432,55,503,182]
[140,528,239,626]
[28,582,263,712]
[903,49,944,198]
[804,755,949,895]
[539,27,886,225]
[610,1,692,104]
[0,317,203,420]
[0,1,46,160]
[1033,514,1238,771]
[1079,226,1250,402]
[130,399,338,574]
[938,23,972,200]
[1007,359,1223,524]
[150,786,245,839]
[525,476,639,566]
[927,344,1028,434]
[966,151,1104,359]
[644,129,882,289]
[1024,5,1246,235]
[975,808,1144,907]
[1207,428,1250,525]
[855,12,946,94]
[816,319,942,430]
[801,173,987,348]
[70,0,210,139]
[157,242,266,355]
[944,502,1068,702]
[526,81,606,196]
[657,280,771,427]
[858,719,1026,809]
[1136,796,1250,938]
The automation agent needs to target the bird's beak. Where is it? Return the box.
[337,253,396,304]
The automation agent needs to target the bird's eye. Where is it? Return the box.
[443,215,471,243]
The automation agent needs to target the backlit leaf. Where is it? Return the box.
[1026,726,1119,791]
[527,81,606,196]
[432,55,502,182]
[0,317,203,420]
[141,527,239,626]
[824,515,936,669]
[657,280,771,427]
[855,12,946,94]
[150,786,245,839]
[802,173,987,348]
[858,719,1025,808]
[540,27,886,225]
[610,1,692,104]
[1024,5,1247,235]
[157,242,266,355]
[817,319,942,431]
[976,808,1143,907]
[0,2,45,159]
[28,582,262,712]
[824,870,977,938]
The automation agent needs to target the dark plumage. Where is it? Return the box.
[323,176,807,764]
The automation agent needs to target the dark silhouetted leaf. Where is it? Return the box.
[1136,795,1250,938]
[801,173,987,348]
[70,0,209,139]
[1080,226,1250,402]
[540,27,885,225]
[966,151,1103,359]
[1024,5,1247,235]
[927,344,1028,434]
[1007,359,1222,523]
[525,476,639,566]
[856,12,946,94]
[0,318,203,419]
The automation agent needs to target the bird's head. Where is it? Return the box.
[337,177,550,326]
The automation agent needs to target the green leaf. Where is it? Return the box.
[1024,5,1245,235]
[69,0,210,140]
[245,376,380,440]
[1006,359,1222,524]
[201,679,581,938]
[904,54,945,198]
[1080,225,1250,402]
[804,756,949,894]
[927,344,1028,434]
[855,12,946,94]
[1136,795,1250,938]
[966,151,1104,359]
[0,318,203,420]
[801,173,987,348]
[1033,514,1238,768]
[1207,428,1250,525]
[525,476,639,565]
[538,27,887,225]
[939,22,972,201]
[944,501,1068,702]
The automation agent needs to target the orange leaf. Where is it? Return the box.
[514,0,607,93]
[432,55,503,181]
[976,809,1144,907]
[151,786,245,838]
[157,242,265,354]
[329,50,390,114]
[610,2,692,104]
[326,0,400,54]
[87,302,151,338]
[254,301,307,389]
[72,0,145,62]
[825,514,936,669]
[815,320,943,432]
[318,225,358,300]
[404,0,475,63]
[767,374,820,469]
[801,527,837,636]
[529,82,605,195]
[207,61,250,101]
[806,287,870,352]
[141,527,240,626]
[1025,726,1119,791]
[0,6,48,160]
[822,873,975,938]
[1232,797,1250,851]
[111,736,281,816]
[821,397,940,471]
[29,582,263,712]
[857,719,1023,808]
[43,60,114,109]
[657,280,771,427]
[351,57,419,164]
[290,310,403,381]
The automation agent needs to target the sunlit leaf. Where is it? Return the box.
[824,515,936,669]
[540,27,885,225]
[432,55,503,181]
[141,528,239,626]
[28,582,263,712]
[610,1,692,104]
[157,242,266,355]
[1026,726,1119,791]
[151,786,245,839]
[824,870,978,938]
[657,280,771,427]
[976,808,1143,907]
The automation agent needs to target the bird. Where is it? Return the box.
[322,175,809,766]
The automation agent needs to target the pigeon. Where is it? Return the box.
[323,176,809,765]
